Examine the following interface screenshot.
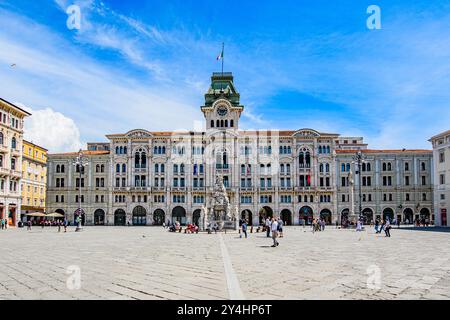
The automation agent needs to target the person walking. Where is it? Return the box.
[277,218,284,238]
[385,219,391,237]
[1,218,4,230]
[265,218,271,238]
[375,219,379,233]
[27,220,32,231]
[57,220,61,233]
[63,219,68,233]
[271,217,279,247]
[378,219,386,234]
[241,220,248,239]
[312,218,316,234]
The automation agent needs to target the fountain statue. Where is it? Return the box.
[203,175,237,231]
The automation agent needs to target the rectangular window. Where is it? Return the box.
[439,152,445,163]
[440,174,445,185]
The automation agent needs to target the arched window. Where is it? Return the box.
[161,164,165,173]
[367,163,371,171]
[211,120,214,128]
[216,120,220,127]
[119,146,123,154]
[383,163,387,171]
[115,147,119,154]
[96,164,100,173]
[299,153,305,167]
[387,163,392,171]
[221,120,224,127]
[173,164,178,173]
[124,147,127,154]
[346,163,351,172]
[141,152,147,167]
[225,120,228,127]
[61,165,65,173]
[11,137,16,149]
[230,120,234,127]
[0,132,3,145]
[326,146,330,154]
[318,146,323,154]
[135,153,140,168]
[326,163,330,173]
[421,162,426,171]
[155,164,159,173]
[305,152,311,167]
[180,163,185,173]
[319,164,324,173]
[341,163,346,172]
[116,164,120,173]
[122,164,126,173]
[56,165,60,173]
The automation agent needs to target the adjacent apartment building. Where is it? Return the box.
[20,140,47,220]
[430,130,450,227]
[0,98,31,226]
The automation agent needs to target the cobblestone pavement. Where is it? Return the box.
[1,226,449,300]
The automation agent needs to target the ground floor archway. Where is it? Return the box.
[280,209,292,225]
[299,206,313,225]
[74,208,85,226]
[383,208,394,222]
[341,209,349,226]
[403,208,414,224]
[241,209,253,226]
[319,209,332,225]
[114,209,126,226]
[172,206,187,225]
[362,208,374,225]
[153,209,165,226]
[193,209,201,226]
[132,206,147,226]
[259,206,273,225]
[94,209,105,225]
[420,208,431,221]
[7,206,17,226]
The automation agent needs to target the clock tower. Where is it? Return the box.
[201,72,244,131]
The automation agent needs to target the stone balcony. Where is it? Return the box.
[11,148,21,157]
[10,170,22,179]
[0,145,8,153]
[0,167,9,176]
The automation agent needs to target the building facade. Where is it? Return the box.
[336,149,433,225]
[429,130,450,227]
[0,98,31,226]
[21,140,48,220]
[46,73,433,226]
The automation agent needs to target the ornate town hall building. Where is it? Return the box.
[46,73,434,226]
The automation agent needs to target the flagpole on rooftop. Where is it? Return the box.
[222,42,224,76]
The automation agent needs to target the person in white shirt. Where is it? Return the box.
[271,218,279,247]
[265,218,271,238]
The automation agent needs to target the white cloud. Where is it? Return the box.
[23,107,83,153]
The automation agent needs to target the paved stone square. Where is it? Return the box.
[1,226,449,300]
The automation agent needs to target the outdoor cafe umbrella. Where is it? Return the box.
[24,212,47,217]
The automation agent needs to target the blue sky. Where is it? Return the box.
[0,0,449,152]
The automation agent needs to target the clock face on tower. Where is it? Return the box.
[217,105,228,117]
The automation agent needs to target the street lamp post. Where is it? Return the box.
[72,150,89,232]
[353,150,365,222]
